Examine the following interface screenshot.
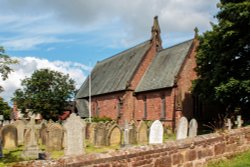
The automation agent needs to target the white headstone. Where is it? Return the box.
[149,120,163,144]
[188,118,198,137]
[225,118,232,130]
[176,117,188,140]
[235,115,244,128]
[63,113,85,156]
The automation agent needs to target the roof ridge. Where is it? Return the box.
[160,38,193,52]
[97,40,151,65]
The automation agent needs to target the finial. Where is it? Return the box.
[151,16,162,50]
[152,16,161,34]
[194,27,199,38]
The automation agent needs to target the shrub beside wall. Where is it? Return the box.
[14,127,250,167]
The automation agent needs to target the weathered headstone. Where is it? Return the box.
[1,125,17,149]
[88,123,97,145]
[64,113,85,156]
[107,124,122,146]
[176,117,188,140]
[188,118,198,137]
[39,123,47,145]
[46,123,64,151]
[225,118,232,130]
[129,121,137,145]
[122,120,133,147]
[137,121,148,145]
[22,118,41,159]
[235,115,244,128]
[13,120,26,145]
[149,120,163,144]
[94,122,107,146]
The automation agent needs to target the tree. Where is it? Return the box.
[193,0,250,114]
[0,97,12,120]
[12,69,76,120]
[0,46,18,91]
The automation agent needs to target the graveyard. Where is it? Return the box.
[0,112,249,166]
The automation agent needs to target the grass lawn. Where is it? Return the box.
[207,150,250,167]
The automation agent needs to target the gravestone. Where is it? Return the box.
[129,121,137,145]
[64,113,85,156]
[94,122,107,146]
[235,115,244,128]
[122,120,133,147]
[188,118,198,138]
[46,123,64,151]
[88,123,97,145]
[225,118,232,130]
[137,121,148,145]
[149,120,163,144]
[176,117,188,140]
[22,118,41,159]
[39,123,47,145]
[13,120,26,145]
[107,124,121,146]
[1,124,17,149]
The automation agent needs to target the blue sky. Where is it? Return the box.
[0,0,219,103]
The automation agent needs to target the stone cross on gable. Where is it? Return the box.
[235,115,244,128]
[121,120,132,147]
[225,118,232,130]
[22,117,42,158]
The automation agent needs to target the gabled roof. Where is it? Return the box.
[135,39,194,93]
[76,40,151,98]
[75,99,89,118]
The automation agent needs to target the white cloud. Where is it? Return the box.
[0,0,219,50]
[0,57,90,104]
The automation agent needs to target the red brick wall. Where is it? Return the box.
[176,39,198,119]
[22,127,250,167]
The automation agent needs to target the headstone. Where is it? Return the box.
[22,118,42,159]
[176,117,188,140]
[129,121,137,145]
[94,122,107,146]
[88,123,97,145]
[149,120,163,144]
[235,115,244,128]
[64,113,85,156]
[122,120,133,147]
[1,124,17,149]
[13,120,26,145]
[107,124,122,146]
[225,118,232,130]
[46,123,64,151]
[39,123,47,145]
[137,121,148,145]
[188,118,198,137]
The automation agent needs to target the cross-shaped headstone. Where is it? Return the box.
[22,117,42,158]
[235,115,244,128]
[225,118,232,130]
[121,120,132,147]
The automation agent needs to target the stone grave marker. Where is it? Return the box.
[107,124,122,146]
[64,113,85,156]
[225,118,232,130]
[94,122,107,146]
[176,117,188,140]
[46,123,64,151]
[129,121,137,145]
[188,118,198,138]
[88,123,97,145]
[39,123,47,145]
[122,120,133,147]
[13,120,26,145]
[1,124,17,149]
[149,120,163,144]
[22,118,42,159]
[235,115,244,128]
[137,121,148,145]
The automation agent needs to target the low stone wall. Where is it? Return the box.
[14,127,250,167]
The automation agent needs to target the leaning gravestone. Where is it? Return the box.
[13,120,26,145]
[188,118,198,138]
[46,123,64,152]
[64,113,85,156]
[137,121,148,145]
[22,118,41,159]
[1,124,17,149]
[107,124,122,146]
[176,117,188,140]
[149,120,163,144]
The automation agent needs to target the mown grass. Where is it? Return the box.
[207,150,250,167]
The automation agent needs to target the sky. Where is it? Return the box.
[0,0,219,104]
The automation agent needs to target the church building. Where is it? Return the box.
[76,16,199,129]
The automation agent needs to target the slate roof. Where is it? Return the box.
[75,99,89,118]
[135,39,194,92]
[76,40,151,98]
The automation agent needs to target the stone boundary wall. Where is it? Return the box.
[14,127,250,167]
